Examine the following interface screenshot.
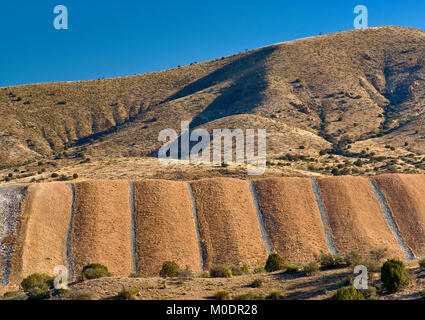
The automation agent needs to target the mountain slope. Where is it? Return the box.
[1,26,424,172]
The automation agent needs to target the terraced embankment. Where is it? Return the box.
[1,174,425,288]
[253,178,330,264]
[18,183,72,280]
[190,178,269,269]
[133,180,201,276]
[316,177,405,258]
[372,174,425,258]
[70,181,133,280]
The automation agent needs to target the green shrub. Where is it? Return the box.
[210,265,232,278]
[381,258,406,292]
[364,258,383,273]
[266,290,283,300]
[81,263,110,281]
[316,252,345,269]
[118,287,140,300]
[213,290,231,300]
[251,278,263,288]
[159,261,180,278]
[419,258,425,270]
[2,290,27,300]
[360,286,378,300]
[265,253,284,272]
[68,289,97,300]
[253,267,266,274]
[284,264,300,274]
[21,273,53,297]
[233,292,265,300]
[303,261,320,276]
[333,287,365,300]
[230,264,249,276]
[344,251,363,266]
[27,287,50,300]
[51,173,59,178]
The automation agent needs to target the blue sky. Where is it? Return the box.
[1,0,424,87]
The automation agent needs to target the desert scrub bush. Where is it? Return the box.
[213,290,231,300]
[344,251,364,266]
[118,287,140,300]
[333,287,365,300]
[2,290,27,300]
[316,252,345,269]
[233,292,265,300]
[265,253,284,272]
[210,265,232,278]
[360,286,379,300]
[129,272,146,278]
[253,267,266,274]
[284,264,300,274]
[303,261,320,276]
[251,278,263,288]
[381,258,406,292]
[21,273,54,299]
[68,289,97,300]
[177,266,194,280]
[266,290,284,300]
[81,263,110,281]
[369,248,388,261]
[419,258,425,270]
[230,264,250,276]
[160,261,180,278]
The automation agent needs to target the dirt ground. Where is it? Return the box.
[48,262,425,300]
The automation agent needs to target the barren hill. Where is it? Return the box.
[1,26,425,179]
[1,174,425,289]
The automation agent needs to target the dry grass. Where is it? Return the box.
[253,178,329,264]
[317,176,405,258]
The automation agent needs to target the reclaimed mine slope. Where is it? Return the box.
[17,183,72,280]
[133,180,201,276]
[253,178,330,264]
[373,174,425,257]
[190,178,268,270]
[316,176,404,258]
[0,186,26,285]
[71,181,132,280]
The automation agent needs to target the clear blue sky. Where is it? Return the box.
[1,0,424,87]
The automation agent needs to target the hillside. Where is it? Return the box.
[0,174,424,290]
[0,26,425,182]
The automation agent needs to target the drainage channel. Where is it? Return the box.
[65,183,75,282]
[249,181,273,254]
[187,182,205,273]
[129,181,138,273]
[310,179,339,255]
[369,179,415,260]
[0,186,26,285]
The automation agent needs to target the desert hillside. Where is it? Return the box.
[0,26,425,182]
[0,174,424,289]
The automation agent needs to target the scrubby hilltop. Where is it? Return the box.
[0,26,425,181]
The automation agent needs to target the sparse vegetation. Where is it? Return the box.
[81,263,110,281]
[210,265,232,278]
[381,258,406,292]
[213,290,231,300]
[160,261,180,278]
[265,253,284,272]
[333,287,365,300]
